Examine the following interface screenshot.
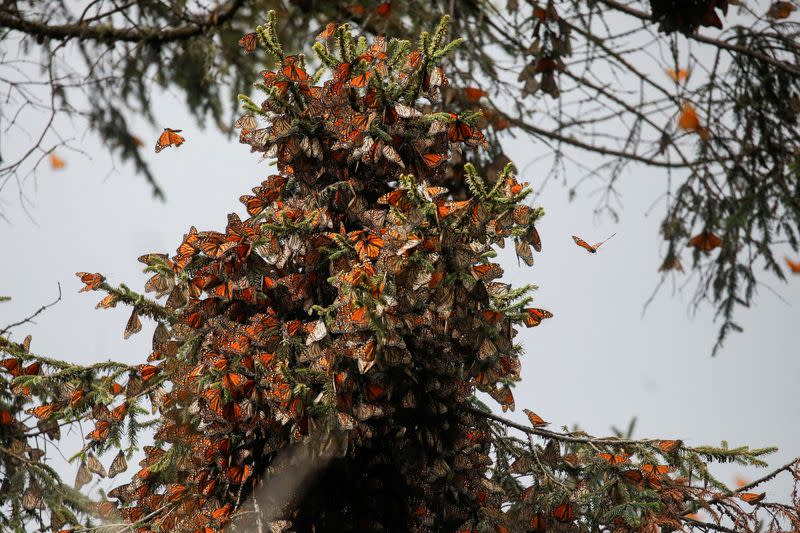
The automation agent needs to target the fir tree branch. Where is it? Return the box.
[733,457,800,493]
[0,1,246,44]
[597,0,800,76]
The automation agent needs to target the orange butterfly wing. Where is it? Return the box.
[784,256,800,273]
[523,408,548,427]
[552,500,575,522]
[678,102,700,131]
[155,128,184,153]
[463,87,488,103]
[689,232,722,252]
[238,32,257,52]
[740,492,766,504]
[571,235,595,253]
[422,153,447,168]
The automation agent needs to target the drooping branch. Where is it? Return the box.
[0,0,246,44]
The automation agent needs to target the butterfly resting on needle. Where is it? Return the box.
[572,233,616,254]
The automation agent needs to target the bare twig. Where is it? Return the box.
[0,282,62,336]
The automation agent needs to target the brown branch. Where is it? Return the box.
[0,0,245,44]
[0,282,61,336]
[507,115,688,168]
[680,516,741,533]
[468,405,666,446]
[733,457,800,494]
[597,0,800,76]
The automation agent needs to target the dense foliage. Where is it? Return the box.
[2,15,800,533]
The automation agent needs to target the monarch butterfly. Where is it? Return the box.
[530,226,542,252]
[351,232,384,260]
[378,189,411,211]
[69,389,85,407]
[659,255,684,272]
[27,404,56,420]
[222,372,245,391]
[437,199,471,219]
[281,55,309,82]
[365,383,385,401]
[472,263,503,281]
[658,439,682,453]
[688,232,722,252]
[422,152,447,168]
[523,308,553,327]
[481,309,504,325]
[238,32,258,52]
[677,102,710,140]
[316,22,337,41]
[166,483,188,503]
[154,128,185,153]
[740,492,766,504]
[678,102,700,130]
[204,388,224,414]
[552,500,575,522]
[784,256,800,273]
[22,488,44,510]
[597,452,630,464]
[76,272,105,292]
[767,1,796,19]
[95,293,119,309]
[666,68,690,82]
[621,469,644,483]
[139,364,159,382]
[112,504,142,523]
[530,513,547,532]
[523,409,548,427]
[1,357,21,376]
[234,114,258,130]
[447,114,476,143]
[641,464,673,475]
[108,450,128,478]
[87,452,107,477]
[350,69,372,88]
[123,310,142,340]
[0,410,13,425]
[49,153,66,169]
[572,233,616,253]
[88,420,111,441]
[23,362,41,375]
[375,1,392,16]
[463,87,488,103]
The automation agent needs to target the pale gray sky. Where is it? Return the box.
[1,33,799,512]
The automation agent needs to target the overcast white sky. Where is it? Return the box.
[1,25,799,511]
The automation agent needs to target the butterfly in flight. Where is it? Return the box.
[154,128,185,153]
[572,233,616,254]
[784,256,800,274]
[49,153,66,169]
[688,232,722,252]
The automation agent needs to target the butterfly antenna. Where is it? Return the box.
[600,232,617,245]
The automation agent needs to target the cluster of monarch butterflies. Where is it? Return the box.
[48,17,557,533]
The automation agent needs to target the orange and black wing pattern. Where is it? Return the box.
[688,232,722,252]
[155,128,185,153]
[572,235,596,253]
